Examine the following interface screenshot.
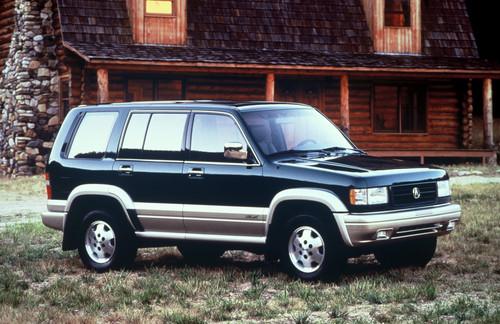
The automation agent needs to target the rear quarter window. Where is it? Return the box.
[67,112,119,159]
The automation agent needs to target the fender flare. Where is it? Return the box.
[266,188,351,246]
[65,184,137,230]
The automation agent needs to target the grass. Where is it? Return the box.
[0,181,499,322]
[0,175,45,200]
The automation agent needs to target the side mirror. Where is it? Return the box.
[224,142,248,161]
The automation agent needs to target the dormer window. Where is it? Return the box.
[127,0,186,45]
[145,0,174,16]
[384,0,411,27]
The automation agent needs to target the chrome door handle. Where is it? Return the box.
[118,165,133,174]
[188,167,204,178]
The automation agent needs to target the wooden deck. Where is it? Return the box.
[365,149,497,164]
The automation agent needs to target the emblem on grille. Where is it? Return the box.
[412,187,421,199]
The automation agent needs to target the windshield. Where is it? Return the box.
[241,108,355,156]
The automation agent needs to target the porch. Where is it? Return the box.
[73,65,497,164]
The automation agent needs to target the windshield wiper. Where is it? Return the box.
[322,146,366,155]
[267,149,319,157]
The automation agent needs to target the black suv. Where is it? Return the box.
[42,101,461,280]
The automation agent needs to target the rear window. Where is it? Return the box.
[68,112,118,159]
[119,112,188,160]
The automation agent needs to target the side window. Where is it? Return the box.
[68,112,118,159]
[119,112,188,160]
[190,114,249,163]
[119,113,151,159]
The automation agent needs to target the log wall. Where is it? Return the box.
[71,70,463,151]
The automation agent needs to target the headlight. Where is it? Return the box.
[437,180,451,197]
[350,187,388,205]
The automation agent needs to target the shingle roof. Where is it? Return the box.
[57,0,488,70]
[70,43,494,70]
[422,0,479,58]
[57,0,133,44]
[187,0,373,54]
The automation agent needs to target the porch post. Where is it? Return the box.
[340,74,350,135]
[266,73,275,101]
[97,68,109,103]
[483,79,494,149]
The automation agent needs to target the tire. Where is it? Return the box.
[280,214,346,281]
[375,236,437,268]
[77,210,137,272]
[177,243,225,263]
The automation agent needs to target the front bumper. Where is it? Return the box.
[333,203,461,247]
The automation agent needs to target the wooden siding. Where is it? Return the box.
[185,76,265,101]
[349,81,460,150]
[362,0,421,54]
[73,70,462,151]
[0,0,15,69]
[126,0,186,45]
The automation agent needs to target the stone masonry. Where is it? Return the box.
[0,0,60,176]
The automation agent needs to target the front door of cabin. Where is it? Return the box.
[126,78,184,101]
[277,80,324,110]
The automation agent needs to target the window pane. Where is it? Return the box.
[385,0,411,27]
[68,112,118,159]
[190,114,247,163]
[146,0,173,15]
[122,114,150,149]
[119,113,150,159]
[373,85,399,132]
[142,113,187,160]
[401,86,426,132]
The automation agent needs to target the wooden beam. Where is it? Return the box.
[483,78,494,149]
[265,73,275,101]
[340,74,350,135]
[84,58,500,79]
[97,68,109,103]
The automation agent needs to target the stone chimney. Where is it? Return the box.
[0,0,60,176]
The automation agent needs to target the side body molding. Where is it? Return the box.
[267,188,348,225]
[65,184,136,229]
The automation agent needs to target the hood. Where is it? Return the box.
[274,153,447,186]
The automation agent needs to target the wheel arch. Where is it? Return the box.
[265,188,349,251]
[62,184,140,250]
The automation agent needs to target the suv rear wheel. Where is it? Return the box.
[280,214,345,281]
[78,210,137,272]
[375,236,437,268]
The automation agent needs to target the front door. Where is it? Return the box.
[113,110,190,234]
[183,112,266,238]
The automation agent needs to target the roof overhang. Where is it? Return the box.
[63,42,500,80]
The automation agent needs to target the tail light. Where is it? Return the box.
[45,172,52,200]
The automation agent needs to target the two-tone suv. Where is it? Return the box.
[42,101,461,280]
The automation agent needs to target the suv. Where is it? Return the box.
[42,101,461,280]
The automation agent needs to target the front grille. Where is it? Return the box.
[390,182,437,206]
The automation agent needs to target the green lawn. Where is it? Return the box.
[0,184,499,323]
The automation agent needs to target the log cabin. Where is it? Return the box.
[0,0,499,175]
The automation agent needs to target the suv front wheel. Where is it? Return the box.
[280,214,346,281]
[78,210,137,272]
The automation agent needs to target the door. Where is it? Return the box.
[277,79,323,109]
[183,112,266,238]
[113,111,189,233]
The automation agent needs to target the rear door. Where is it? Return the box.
[113,110,189,234]
[183,112,265,238]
